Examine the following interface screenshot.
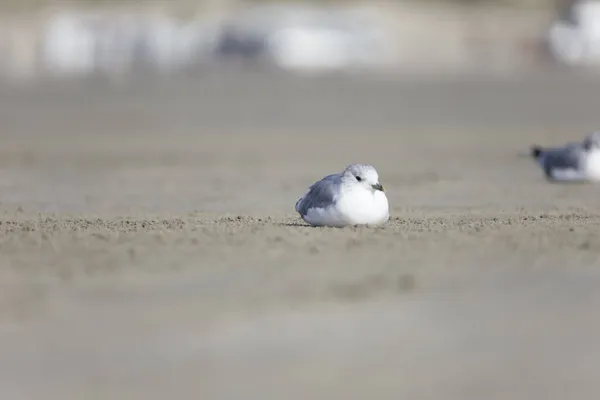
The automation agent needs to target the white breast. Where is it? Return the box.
[335,187,389,226]
[584,150,600,181]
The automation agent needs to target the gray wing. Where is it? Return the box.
[539,145,583,176]
[295,174,341,216]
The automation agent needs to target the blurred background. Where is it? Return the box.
[0,0,596,81]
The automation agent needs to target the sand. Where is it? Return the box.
[2,70,600,399]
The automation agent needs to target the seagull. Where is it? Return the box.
[530,131,600,182]
[295,164,389,227]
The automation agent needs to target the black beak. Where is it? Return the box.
[531,145,543,158]
[372,183,384,192]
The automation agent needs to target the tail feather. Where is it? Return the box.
[295,196,303,213]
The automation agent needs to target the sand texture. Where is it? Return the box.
[2,70,600,399]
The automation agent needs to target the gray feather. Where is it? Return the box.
[538,145,584,178]
[295,174,341,216]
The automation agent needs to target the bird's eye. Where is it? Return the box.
[355,175,362,181]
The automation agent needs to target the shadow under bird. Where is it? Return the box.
[530,131,600,182]
[295,164,389,227]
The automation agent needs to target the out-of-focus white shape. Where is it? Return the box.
[547,0,600,65]
[214,4,394,72]
[38,5,394,79]
[42,13,96,76]
[548,22,585,65]
[40,10,224,79]
[268,27,352,70]
[268,25,391,72]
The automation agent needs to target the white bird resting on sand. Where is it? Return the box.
[530,131,600,182]
[295,164,389,227]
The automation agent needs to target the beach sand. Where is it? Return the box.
[1,70,600,399]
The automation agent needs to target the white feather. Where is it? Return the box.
[296,164,389,227]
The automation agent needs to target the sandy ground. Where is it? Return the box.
[2,70,600,399]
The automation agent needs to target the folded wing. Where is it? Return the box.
[295,174,340,216]
[538,145,585,181]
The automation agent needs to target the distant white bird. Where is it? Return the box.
[531,131,600,182]
[295,164,389,227]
